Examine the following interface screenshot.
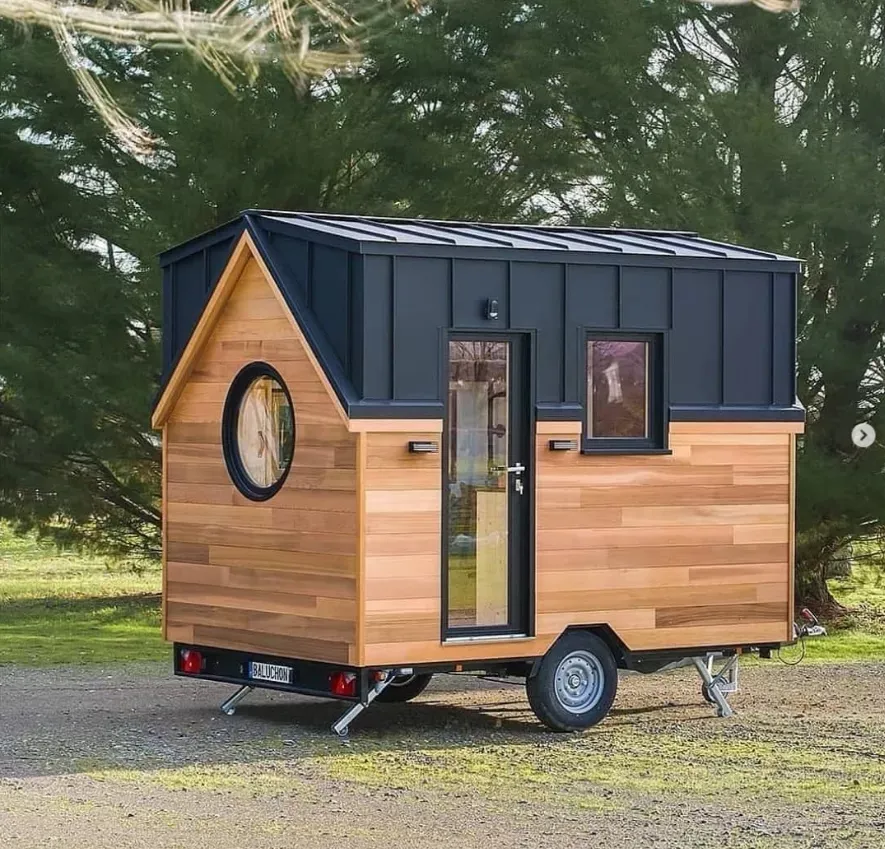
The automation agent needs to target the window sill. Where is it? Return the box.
[443,633,531,645]
[580,447,673,456]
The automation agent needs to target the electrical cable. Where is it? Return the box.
[775,633,807,666]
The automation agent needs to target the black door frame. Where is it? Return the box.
[440,331,535,640]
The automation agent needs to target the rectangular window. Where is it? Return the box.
[584,334,666,452]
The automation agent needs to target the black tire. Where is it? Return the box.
[375,673,433,703]
[701,683,716,704]
[526,631,618,732]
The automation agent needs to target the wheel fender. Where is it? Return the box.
[530,626,625,678]
[528,655,544,679]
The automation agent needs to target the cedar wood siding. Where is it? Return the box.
[361,419,796,666]
[163,255,360,664]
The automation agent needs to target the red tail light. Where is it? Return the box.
[180,649,203,674]
[329,671,357,697]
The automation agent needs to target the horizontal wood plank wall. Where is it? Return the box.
[362,430,444,664]
[164,256,359,664]
[363,420,795,666]
[535,420,794,651]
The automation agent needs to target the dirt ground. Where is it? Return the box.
[1,660,884,849]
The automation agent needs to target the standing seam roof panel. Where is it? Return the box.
[295,214,418,243]
[239,210,802,263]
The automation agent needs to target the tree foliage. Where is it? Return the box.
[0,29,161,555]
[570,2,885,601]
[1,1,883,600]
[1,0,411,152]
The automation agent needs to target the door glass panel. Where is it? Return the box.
[446,341,509,629]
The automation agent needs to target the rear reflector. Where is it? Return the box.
[180,649,203,674]
[329,671,357,697]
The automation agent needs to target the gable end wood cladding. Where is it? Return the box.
[160,242,360,665]
[157,212,803,425]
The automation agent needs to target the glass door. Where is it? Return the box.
[444,336,530,637]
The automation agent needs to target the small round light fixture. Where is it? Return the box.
[222,362,294,500]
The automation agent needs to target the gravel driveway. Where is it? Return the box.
[1,660,884,848]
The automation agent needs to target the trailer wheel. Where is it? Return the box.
[700,683,716,704]
[526,632,617,732]
[375,673,433,703]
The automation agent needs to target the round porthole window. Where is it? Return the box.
[222,363,295,500]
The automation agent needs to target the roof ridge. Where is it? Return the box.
[243,208,698,237]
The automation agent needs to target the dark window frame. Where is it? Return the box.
[222,361,296,501]
[440,331,534,641]
[581,330,669,455]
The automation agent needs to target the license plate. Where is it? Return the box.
[248,661,292,684]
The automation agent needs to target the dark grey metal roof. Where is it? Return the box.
[248,210,800,263]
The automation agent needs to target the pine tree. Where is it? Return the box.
[7,1,880,601]
[0,26,161,556]
[2,2,651,556]
[568,2,885,602]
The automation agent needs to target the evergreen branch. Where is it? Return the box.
[3,0,363,70]
[71,451,161,526]
[2,0,413,152]
[0,399,160,529]
[693,0,800,10]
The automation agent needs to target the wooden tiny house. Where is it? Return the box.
[152,212,804,732]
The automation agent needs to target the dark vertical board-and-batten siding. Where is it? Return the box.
[620,267,671,330]
[772,272,796,407]
[162,229,797,417]
[392,256,450,401]
[724,272,772,406]
[310,243,350,372]
[356,255,796,412]
[670,269,721,406]
[163,235,238,376]
[511,263,564,404]
[264,230,309,301]
[359,255,392,399]
[452,259,508,328]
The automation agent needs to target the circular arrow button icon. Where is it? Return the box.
[851,422,877,449]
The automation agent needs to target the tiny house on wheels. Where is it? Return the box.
[151,211,804,735]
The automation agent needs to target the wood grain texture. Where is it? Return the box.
[152,234,253,428]
[531,423,793,652]
[362,421,794,665]
[670,421,805,434]
[362,430,442,658]
[788,433,797,633]
[348,419,445,434]
[355,431,367,666]
[161,428,169,640]
[162,251,359,664]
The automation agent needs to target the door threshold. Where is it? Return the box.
[443,633,531,645]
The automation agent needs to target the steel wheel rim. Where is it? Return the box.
[553,650,605,714]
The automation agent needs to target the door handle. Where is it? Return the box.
[491,463,525,475]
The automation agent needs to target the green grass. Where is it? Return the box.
[87,762,309,794]
[830,562,885,611]
[447,553,476,619]
[815,562,885,663]
[1,519,884,666]
[787,629,885,663]
[0,525,164,665]
[308,724,885,808]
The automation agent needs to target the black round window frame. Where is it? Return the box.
[222,361,295,502]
